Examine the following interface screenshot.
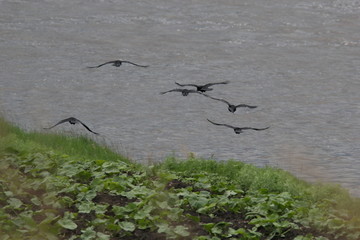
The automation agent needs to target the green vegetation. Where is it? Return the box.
[1,117,360,240]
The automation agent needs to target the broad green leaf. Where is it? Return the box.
[77,189,97,201]
[8,198,23,209]
[203,223,215,232]
[119,221,135,232]
[197,202,217,214]
[137,218,152,229]
[156,222,170,233]
[58,218,77,230]
[80,227,96,240]
[4,191,14,197]
[30,197,41,206]
[228,227,247,235]
[0,234,10,240]
[112,206,127,217]
[94,204,108,214]
[77,202,94,213]
[174,225,190,237]
[102,162,122,173]
[96,232,110,240]
[156,200,170,209]
[134,205,154,220]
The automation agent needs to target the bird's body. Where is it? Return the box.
[87,60,148,68]
[207,119,269,134]
[160,88,202,96]
[203,94,257,113]
[44,117,99,135]
[175,81,229,92]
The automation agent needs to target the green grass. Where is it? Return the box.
[161,156,360,232]
[0,117,130,164]
[1,117,360,240]
[160,156,310,194]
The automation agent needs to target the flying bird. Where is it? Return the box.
[87,60,149,68]
[175,81,229,92]
[203,94,257,113]
[207,119,269,134]
[44,117,99,135]
[160,89,203,96]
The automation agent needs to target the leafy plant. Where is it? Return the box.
[1,118,360,240]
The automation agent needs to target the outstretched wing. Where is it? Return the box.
[87,61,117,68]
[175,82,198,88]
[160,89,183,94]
[207,119,235,129]
[242,126,270,131]
[122,61,149,67]
[77,120,99,135]
[202,81,230,88]
[44,117,73,129]
[235,104,257,109]
[202,94,230,105]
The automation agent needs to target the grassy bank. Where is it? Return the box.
[1,118,360,240]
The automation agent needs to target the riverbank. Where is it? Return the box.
[1,117,359,239]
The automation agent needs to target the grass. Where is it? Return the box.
[1,117,360,240]
[0,117,130,164]
[161,157,360,213]
[160,157,310,194]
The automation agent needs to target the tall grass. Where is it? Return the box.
[161,156,310,194]
[161,156,360,220]
[0,117,130,164]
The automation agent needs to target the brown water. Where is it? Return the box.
[1,0,359,196]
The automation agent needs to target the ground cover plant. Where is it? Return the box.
[1,117,360,239]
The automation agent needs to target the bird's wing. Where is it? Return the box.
[235,104,257,109]
[188,89,201,93]
[44,117,73,129]
[202,94,230,105]
[175,82,198,88]
[203,81,230,87]
[242,126,270,131]
[87,61,116,68]
[160,89,183,94]
[207,119,235,129]
[122,61,149,67]
[78,120,99,135]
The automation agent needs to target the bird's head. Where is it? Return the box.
[113,61,122,67]
[234,129,242,134]
[228,106,236,113]
[201,87,213,92]
[182,90,189,96]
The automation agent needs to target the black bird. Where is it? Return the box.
[44,117,99,135]
[207,119,269,134]
[160,89,202,96]
[203,94,257,113]
[87,60,149,68]
[175,81,229,92]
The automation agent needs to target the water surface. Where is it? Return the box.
[1,0,359,196]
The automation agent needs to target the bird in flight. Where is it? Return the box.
[160,89,203,96]
[175,81,229,92]
[44,117,99,135]
[203,94,257,113]
[87,60,149,68]
[207,119,269,134]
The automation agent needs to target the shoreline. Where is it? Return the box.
[1,117,360,239]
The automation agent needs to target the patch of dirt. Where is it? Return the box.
[93,192,136,206]
[165,179,192,190]
[115,229,167,240]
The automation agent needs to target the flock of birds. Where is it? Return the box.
[44,59,270,135]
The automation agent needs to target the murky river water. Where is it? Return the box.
[1,0,359,196]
